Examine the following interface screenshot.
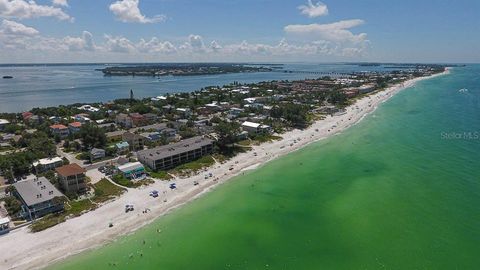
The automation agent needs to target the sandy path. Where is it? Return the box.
[0,70,449,270]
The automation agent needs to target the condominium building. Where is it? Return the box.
[55,164,87,194]
[13,177,65,220]
[137,136,214,171]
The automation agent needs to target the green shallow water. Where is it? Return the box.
[50,66,480,270]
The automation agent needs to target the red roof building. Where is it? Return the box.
[22,112,33,120]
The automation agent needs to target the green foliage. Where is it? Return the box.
[75,152,90,161]
[145,167,172,180]
[29,179,125,232]
[329,90,348,106]
[214,121,241,152]
[169,155,215,175]
[1,196,22,217]
[30,199,94,232]
[130,103,153,114]
[93,178,126,203]
[178,125,197,139]
[271,103,310,128]
[4,124,23,134]
[111,174,152,188]
[252,134,282,144]
[112,174,133,187]
[29,213,65,232]
[0,131,56,178]
[22,131,56,157]
[79,124,107,150]
[0,151,36,179]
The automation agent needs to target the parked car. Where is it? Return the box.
[125,204,134,213]
[149,190,159,198]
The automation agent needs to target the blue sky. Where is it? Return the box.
[0,0,478,63]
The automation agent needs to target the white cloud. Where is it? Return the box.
[137,37,176,54]
[188,34,204,50]
[63,31,95,51]
[178,34,207,53]
[298,0,328,18]
[52,0,68,7]
[284,19,367,44]
[104,35,136,53]
[0,19,39,36]
[0,32,369,62]
[109,0,166,24]
[189,35,204,49]
[0,19,39,50]
[210,40,222,52]
[0,0,72,21]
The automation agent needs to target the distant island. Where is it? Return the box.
[99,63,274,77]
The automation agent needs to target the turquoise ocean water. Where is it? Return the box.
[47,65,480,269]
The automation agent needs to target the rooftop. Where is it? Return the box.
[13,177,64,207]
[0,217,10,225]
[33,157,63,167]
[55,164,86,177]
[116,141,129,148]
[118,162,144,172]
[106,130,125,137]
[90,148,105,154]
[50,124,68,130]
[123,132,143,141]
[130,123,167,133]
[137,136,213,161]
[69,122,82,128]
[242,121,261,128]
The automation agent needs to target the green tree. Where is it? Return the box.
[178,126,197,139]
[214,121,241,151]
[271,103,309,128]
[130,103,152,114]
[22,131,56,158]
[329,90,348,106]
[79,124,107,150]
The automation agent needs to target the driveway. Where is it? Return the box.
[56,145,83,166]
[86,169,106,185]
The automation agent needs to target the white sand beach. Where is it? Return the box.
[0,69,449,270]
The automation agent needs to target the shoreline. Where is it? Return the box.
[0,69,450,270]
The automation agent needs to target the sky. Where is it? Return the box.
[0,0,479,63]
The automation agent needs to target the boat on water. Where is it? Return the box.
[2,76,13,79]
[459,88,468,93]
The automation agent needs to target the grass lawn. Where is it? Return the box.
[92,178,126,203]
[250,135,283,145]
[237,140,252,146]
[30,200,95,232]
[169,155,216,176]
[111,174,133,187]
[309,113,327,122]
[212,153,229,163]
[146,168,173,180]
[112,174,154,188]
[75,152,89,161]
